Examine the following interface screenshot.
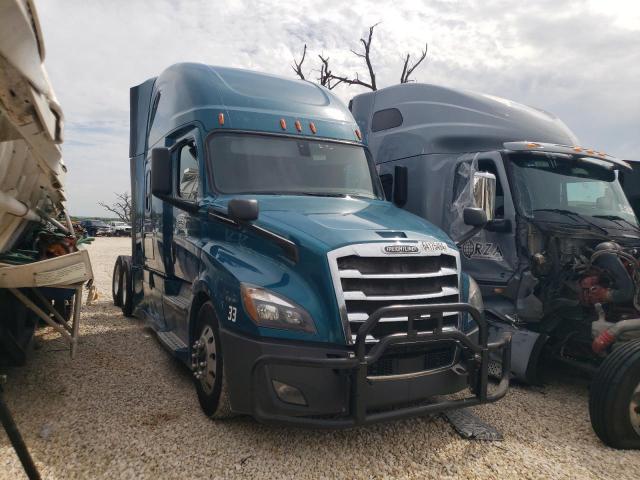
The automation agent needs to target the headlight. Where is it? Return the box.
[464,276,484,332]
[241,284,316,334]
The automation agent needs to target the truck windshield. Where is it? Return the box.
[208,133,383,199]
[509,154,639,228]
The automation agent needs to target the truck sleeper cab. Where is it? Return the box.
[351,83,640,447]
[116,64,510,426]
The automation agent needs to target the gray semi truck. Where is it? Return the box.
[351,83,640,449]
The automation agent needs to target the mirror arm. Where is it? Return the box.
[206,207,299,263]
[485,219,512,233]
[155,194,199,213]
[249,224,299,264]
[455,226,484,249]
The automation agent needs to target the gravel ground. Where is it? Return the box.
[1,237,639,479]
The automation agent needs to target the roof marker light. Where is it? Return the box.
[355,129,362,140]
[526,142,541,148]
[218,113,225,126]
[280,118,287,130]
[586,149,594,155]
[573,146,583,152]
[309,122,317,134]
[294,120,302,132]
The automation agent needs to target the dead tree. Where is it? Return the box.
[400,43,428,83]
[291,44,307,80]
[292,24,428,91]
[292,45,342,90]
[328,23,380,91]
[99,192,131,223]
[318,55,343,90]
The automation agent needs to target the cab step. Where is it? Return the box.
[156,331,188,353]
[443,408,503,441]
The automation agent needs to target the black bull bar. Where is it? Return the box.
[250,303,512,427]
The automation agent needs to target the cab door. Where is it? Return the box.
[454,153,518,286]
[161,129,204,342]
[171,138,203,282]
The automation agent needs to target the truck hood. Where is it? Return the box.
[218,195,456,251]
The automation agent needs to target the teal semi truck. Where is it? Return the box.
[112,64,510,426]
[350,83,640,448]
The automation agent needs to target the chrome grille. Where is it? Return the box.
[328,242,460,343]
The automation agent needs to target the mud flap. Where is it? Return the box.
[488,320,547,384]
[444,409,503,441]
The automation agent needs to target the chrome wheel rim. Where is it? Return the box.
[198,325,217,395]
[121,273,128,305]
[113,264,121,295]
[631,382,640,436]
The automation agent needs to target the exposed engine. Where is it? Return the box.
[529,231,640,364]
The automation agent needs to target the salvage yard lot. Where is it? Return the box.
[1,238,639,479]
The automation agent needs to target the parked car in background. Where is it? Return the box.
[80,219,111,236]
[108,221,132,236]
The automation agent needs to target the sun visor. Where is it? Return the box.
[503,141,631,171]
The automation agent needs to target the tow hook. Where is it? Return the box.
[191,340,205,379]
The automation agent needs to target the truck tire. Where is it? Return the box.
[193,301,234,419]
[0,291,37,365]
[589,339,640,449]
[120,257,134,317]
[112,256,124,307]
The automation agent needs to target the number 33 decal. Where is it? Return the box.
[227,305,237,322]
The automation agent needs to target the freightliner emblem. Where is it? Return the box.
[383,245,420,254]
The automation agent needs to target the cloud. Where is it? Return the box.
[36,0,640,215]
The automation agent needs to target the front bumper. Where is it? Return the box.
[221,303,511,427]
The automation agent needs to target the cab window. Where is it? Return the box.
[477,159,505,219]
[178,143,199,201]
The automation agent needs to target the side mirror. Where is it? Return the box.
[463,207,487,227]
[393,166,408,207]
[228,199,259,222]
[151,147,172,197]
[472,171,496,222]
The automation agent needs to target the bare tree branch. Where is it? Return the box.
[99,192,131,223]
[400,43,428,83]
[292,44,307,80]
[293,23,427,91]
[318,54,343,90]
[327,22,380,91]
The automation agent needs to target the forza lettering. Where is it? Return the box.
[462,241,504,260]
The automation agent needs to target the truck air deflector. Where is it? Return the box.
[248,303,511,427]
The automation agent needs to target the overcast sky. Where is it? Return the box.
[37,0,640,217]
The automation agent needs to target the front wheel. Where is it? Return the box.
[192,301,233,419]
[589,339,640,449]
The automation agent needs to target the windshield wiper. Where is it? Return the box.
[533,209,609,235]
[592,215,640,232]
